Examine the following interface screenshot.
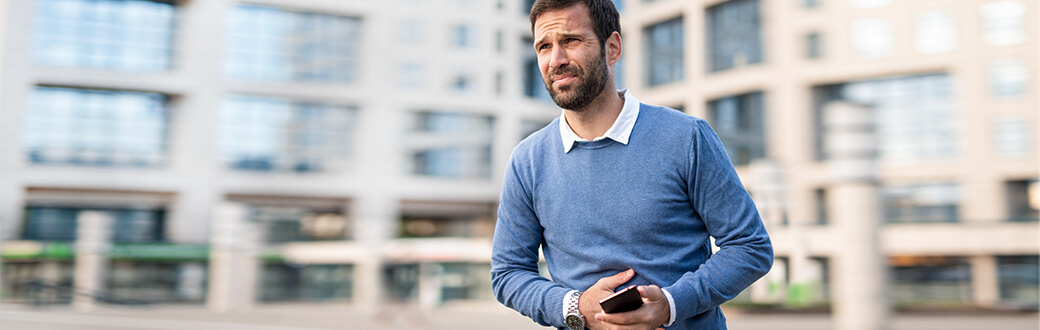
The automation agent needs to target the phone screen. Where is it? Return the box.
[599,285,643,313]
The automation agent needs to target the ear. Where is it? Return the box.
[605,31,622,66]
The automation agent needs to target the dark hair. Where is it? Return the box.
[530,0,621,48]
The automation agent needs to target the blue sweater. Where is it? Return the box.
[491,104,773,329]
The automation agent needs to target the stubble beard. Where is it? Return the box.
[543,48,609,112]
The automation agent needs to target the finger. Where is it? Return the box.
[594,310,651,326]
[636,285,664,301]
[594,269,635,291]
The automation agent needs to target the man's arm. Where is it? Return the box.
[490,156,571,327]
[664,120,774,321]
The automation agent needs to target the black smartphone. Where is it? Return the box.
[599,285,643,313]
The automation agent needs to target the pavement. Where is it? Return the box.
[1,303,1037,330]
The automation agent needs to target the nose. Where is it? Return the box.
[549,46,569,70]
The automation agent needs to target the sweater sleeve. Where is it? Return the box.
[663,119,773,321]
[490,154,571,328]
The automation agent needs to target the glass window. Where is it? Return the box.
[106,261,206,302]
[250,206,350,243]
[220,96,357,173]
[439,262,495,302]
[26,87,168,167]
[848,0,891,8]
[645,16,684,85]
[994,117,1030,158]
[914,11,957,54]
[883,183,960,223]
[890,256,972,304]
[521,119,553,140]
[707,91,766,166]
[851,17,893,58]
[814,188,829,225]
[804,0,820,8]
[452,24,474,48]
[399,202,496,238]
[398,19,427,44]
[980,1,1025,47]
[706,0,762,73]
[260,262,353,302]
[397,62,426,89]
[1,261,75,304]
[814,73,955,162]
[805,32,822,59]
[997,255,1040,303]
[988,60,1028,98]
[225,5,361,83]
[23,206,165,242]
[522,38,553,102]
[1005,179,1039,222]
[33,0,175,72]
[406,112,494,179]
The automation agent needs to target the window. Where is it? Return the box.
[851,17,893,58]
[814,73,955,162]
[645,16,684,85]
[33,0,174,71]
[23,206,165,242]
[1005,179,1039,222]
[804,0,820,8]
[26,87,168,167]
[988,60,1028,98]
[439,263,494,302]
[997,255,1040,303]
[707,91,766,166]
[107,261,206,302]
[914,11,957,54]
[522,38,553,102]
[521,119,553,140]
[805,32,822,58]
[399,201,496,238]
[706,0,762,73]
[452,24,473,48]
[225,5,361,83]
[814,188,829,225]
[890,256,971,304]
[848,0,891,8]
[397,62,426,89]
[994,118,1030,157]
[398,19,427,44]
[406,112,494,179]
[260,262,353,302]
[249,206,350,243]
[980,1,1025,46]
[220,96,357,172]
[883,183,960,223]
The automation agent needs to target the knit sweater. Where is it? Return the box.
[490,103,773,329]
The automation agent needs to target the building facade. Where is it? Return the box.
[0,0,1036,310]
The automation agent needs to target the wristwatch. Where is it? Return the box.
[565,291,584,330]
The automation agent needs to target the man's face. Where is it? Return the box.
[533,5,610,111]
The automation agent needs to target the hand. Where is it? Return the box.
[578,269,635,330]
[594,285,670,330]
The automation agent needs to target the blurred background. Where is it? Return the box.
[0,0,1037,329]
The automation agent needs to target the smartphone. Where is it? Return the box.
[599,285,643,313]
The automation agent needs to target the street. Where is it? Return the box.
[1,303,1037,330]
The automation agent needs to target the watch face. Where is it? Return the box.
[565,314,583,329]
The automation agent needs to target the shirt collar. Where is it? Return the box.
[559,89,640,153]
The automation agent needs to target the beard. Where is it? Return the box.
[543,48,609,111]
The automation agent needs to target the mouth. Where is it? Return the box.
[552,74,576,86]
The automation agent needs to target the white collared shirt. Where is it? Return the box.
[557,88,677,327]
[558,89,640,153]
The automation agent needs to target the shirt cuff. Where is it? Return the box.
[661,288,677,327]
[563,289,579,320]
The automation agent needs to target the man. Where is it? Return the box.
[491,0,772,329]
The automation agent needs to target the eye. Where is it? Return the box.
[565,38,579,43]
[537,43,550,51]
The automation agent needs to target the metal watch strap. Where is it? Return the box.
[565,291,584,330]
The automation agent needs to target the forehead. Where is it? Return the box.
[533,5,594,39]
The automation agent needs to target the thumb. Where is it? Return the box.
[637,285,664,301]
[595,269,635,291]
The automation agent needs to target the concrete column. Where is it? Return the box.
[825,101,890,330]
[352,194,398,312]
[970,255,1000,307]
[418,262,443,309]
[750,159,787,303]
[73,211,114,311]
[207,202,260,312]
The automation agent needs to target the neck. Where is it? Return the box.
[564,88,624,140]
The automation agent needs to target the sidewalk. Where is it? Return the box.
[1,303,1037,330]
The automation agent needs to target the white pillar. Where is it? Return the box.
[750,159,787,304]
[825,101,890,330]
[970,255,1000,307]
[207,202,260,312]
[353,194,397,312]
[418,262,443,309]
[73,211,113,311]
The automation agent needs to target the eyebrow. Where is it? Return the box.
[533,32,585,48]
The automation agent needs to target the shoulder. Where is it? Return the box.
[636,103,713,139]
[510,118,560,165]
